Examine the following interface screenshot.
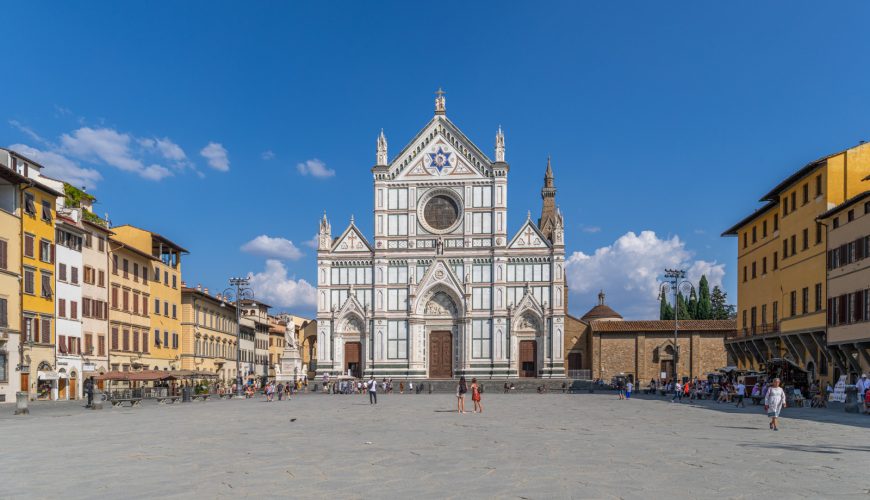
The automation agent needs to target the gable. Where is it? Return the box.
[391,116,493,181]
[414,258,465,298]
[508,219,551,250]
[331,224,372,253]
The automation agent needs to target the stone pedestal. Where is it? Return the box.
[14,391,29,415]
[844,386,859,413]
[276,344,303,383]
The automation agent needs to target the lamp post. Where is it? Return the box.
[222,277,254,398]
[660,269,695,385]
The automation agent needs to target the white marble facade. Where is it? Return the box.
[316,93,566,379]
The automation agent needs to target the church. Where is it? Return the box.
[315,91,566,380]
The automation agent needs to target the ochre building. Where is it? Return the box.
[723,142,870,384]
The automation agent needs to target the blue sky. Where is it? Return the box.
[3,2,869,318]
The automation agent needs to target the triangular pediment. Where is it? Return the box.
[508,219,551,249]
[412,258,466,315]
[512,289,545,322]
[390,116,493,180]
[331,223,372,253]
[336,292,366,323]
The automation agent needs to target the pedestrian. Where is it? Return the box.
[457,376,468,414]
[735,381,746,408]
[277,382,284,401]
[409,381,414,394]
[855,374,869,413]
[471,378,483,413]
[616,379,625,400]
[764,377,786,431]
[367,376,377,405]
[671,381,682,402]
[84,376,95,408]
[400,381,405,394]
[625,380,633,400]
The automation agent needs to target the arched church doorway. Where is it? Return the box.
[519,340,537,377]
[429,331,453,378]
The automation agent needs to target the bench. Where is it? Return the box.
[191,394,211,402]
[156,396,180,404]
[111,398,142,407]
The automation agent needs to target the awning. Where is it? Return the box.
[38,371,60,381]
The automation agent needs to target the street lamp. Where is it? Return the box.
[222,277,254,398]
[660,269,695,385]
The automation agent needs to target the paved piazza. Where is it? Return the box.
[2,392,868,499]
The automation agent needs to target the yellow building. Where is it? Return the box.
[0,150,63,399]
[181,286,238,382]
[112,226,187,370]
[0,165,26,402]
[723,142,870,384]
[267,316,286,378]
[107,239,154,371]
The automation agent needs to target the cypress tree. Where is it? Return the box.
[687,288,699,320]
[659,291,674,320]
[697,275,712,320]
[676,292,690,320]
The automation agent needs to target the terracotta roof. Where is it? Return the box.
[590,319,736,332]
[581,304,623,321]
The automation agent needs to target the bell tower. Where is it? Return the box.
[539,156,557,241]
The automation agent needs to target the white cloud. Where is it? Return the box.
[296,158,335,178]
[303,234,319,249]
[261,150,275,160]
[200,142,230,171]
[9,120,48,145]
[247,260,317,310]
[241,235,304,260]
[9,143,102,190]
[60,127,174,180]
[565,230,725,320]
[140,137,187,163]
[581,225,602,233]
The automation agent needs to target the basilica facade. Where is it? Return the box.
[315,93,566,380]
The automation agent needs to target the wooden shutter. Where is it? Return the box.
[857,290,865,322]
[111,328,118,350]
[41,318,50,343]
[857,239,866,261]
[0,298,7,327]
[50,243,55,264]
[0,239,6,269]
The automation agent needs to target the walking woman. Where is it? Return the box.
[765,377,787,431]
[471,378,483,413]
[457,376,468,414]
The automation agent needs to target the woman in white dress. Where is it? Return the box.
[764,377,787,431]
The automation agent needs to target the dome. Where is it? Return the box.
[580,290,623,321]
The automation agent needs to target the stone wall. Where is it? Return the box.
[594,331,728,383]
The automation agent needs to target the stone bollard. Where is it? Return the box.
[844,386,859,413]
[92,391,104,410]
[14,391,29,415]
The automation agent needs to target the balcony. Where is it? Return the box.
[729,323,780,339]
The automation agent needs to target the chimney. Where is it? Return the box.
[181,281,187,288]
[196,283,202,292]
[216,293,222,301]
[204,288,209,295]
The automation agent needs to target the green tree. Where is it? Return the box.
[659,291,674,320]
[710,286,731,320]
[697,275,712,320]
[687,288,699,320]
[676,292,690,320]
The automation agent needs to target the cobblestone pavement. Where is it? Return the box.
[1,391,868,499]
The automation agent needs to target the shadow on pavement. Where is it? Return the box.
[737,442,870,454]
[631,394,870,429]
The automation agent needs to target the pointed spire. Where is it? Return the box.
[526,210,531,221]
[376,129,388,165]
[434,88,446,115]
[544,155,554,186]
[350,214,355,225]
[495,126,505,162]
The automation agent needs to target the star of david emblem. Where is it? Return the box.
[428,147,452,173]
